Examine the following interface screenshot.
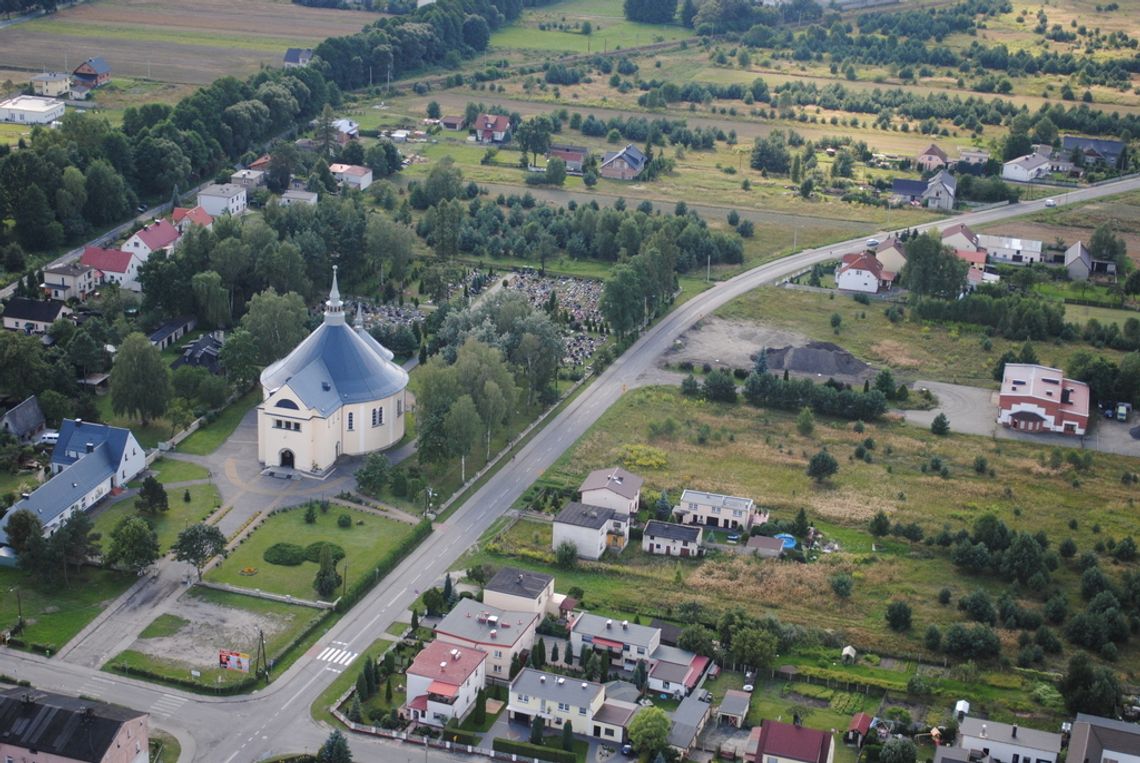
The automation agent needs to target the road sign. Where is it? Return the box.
[190,670,201,678]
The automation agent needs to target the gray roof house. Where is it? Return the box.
[600,144,647,180]
[485,567,554,601]
[0,688,148,762]
[718,689,751,727]
[1063,135,1125,168]
[434,597,537,650]
[1065,241,1118,282]
[0,395,46,443]
[669,689,712,755]
[1067,714,1140,763]
[283,48,313,67]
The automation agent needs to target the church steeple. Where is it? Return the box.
[354,302,365,332]
[324,265,345,325]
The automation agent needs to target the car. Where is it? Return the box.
[865,238,881,249]
[726,534,741,543]
[1044,198,1056,207]
[137,204,148,212]
[621,744,634,756]
[37,431,59,446]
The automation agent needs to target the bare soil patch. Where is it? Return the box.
[663,317,807,371]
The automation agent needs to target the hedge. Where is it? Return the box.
[440,728,480,746]
[337,519,432,612]
[492,738,576,763]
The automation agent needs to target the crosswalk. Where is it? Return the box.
[316,643,358,668]
[75,675,114,701]
[150,694,187,718]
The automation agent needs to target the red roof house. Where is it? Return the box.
[124,219,179,258]
[79,246,144,292]
[745,720,835,763]
[475,113,511,144]
[171,206,214,233]
[844,712,874,747]
[954,248,987,270]
[916,143,949,172]
[836,252,894,294]
[249,154,272,172]
[403,640,486,727]
[997,363,1090,436]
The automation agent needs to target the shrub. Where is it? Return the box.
[830,573,854,599]
[264,543,306,566]
[305,542,346,564]
[337,514,352,529]
[886,600,912,631]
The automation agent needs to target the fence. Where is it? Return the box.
[193,581,335,610]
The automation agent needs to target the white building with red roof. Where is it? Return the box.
[123,219,180,260]
[474,113,511,144]
[836,252,894,294]
[403,640,486,727]
[328,163,372,191]
[171,206,214,234]
[998,363,1090,436]
[80,245,144,292]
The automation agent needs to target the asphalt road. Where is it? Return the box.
[1,177,1138,761]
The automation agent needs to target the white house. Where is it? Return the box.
[123,219,179,260]
[507,669,636,743]
[1002,153,1051,183]
[257,268,408,475]
[0,95,64,124]
[230,169,265,188]
[196,183,247,217]
[956,717,1062,763]
[997,363,1090,436]
[328,163,373,191]
[171,206,214,234]
[958,147,990,166]
[552,502,628,560]
[280,189,318,207]
[403,640,485,727]
[1,297,70,334]
[434,598,538,682]
[836,252,895,294]
[646,644,708,699]
[570,613,661,672]
[977,233,1043,265]
[642,520,703,557]
[674,489,765,531]
[1065,241,1117,282]
[940,223,979,253]
[80,246,144,292]
[483,567,557,618]
[873,239,907,275]
[41,262,97,301]
[579,467,642,515]
[923,169,956,212]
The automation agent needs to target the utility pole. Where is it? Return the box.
[706,253,711,283]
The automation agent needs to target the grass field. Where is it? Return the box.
[176,389,260,456]
[489,0,691,54]
[150,730,181,763]
[91,482,221,554]
[139,614,190,639]
[148,457,210,484]
[1,566,134,652]
[463,386,1140,691]
[206,505,416,600]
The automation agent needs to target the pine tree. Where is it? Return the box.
[535,638,547,667]
[385,674,393,702]
[355,673,368,702]
[473,688,487,726]
[562,720,574,751]
[443,572,453,603]
[349,694,363,722]
[411,609,419,631]
[550,643,560,664]
[530,714,546,745]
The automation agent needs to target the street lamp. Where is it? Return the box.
[10,587,22,630]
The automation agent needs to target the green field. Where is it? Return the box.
[489,0,692,53]
[148,457,210,484]
[1,566,134,652]
[176,389,259,456]
[206,505,416,600]
[91,482,221,554]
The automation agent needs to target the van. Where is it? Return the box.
[38,431,59,445]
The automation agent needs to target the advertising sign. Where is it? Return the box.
[218,649,251,672]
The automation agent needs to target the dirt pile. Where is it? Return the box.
[766,342,876,383]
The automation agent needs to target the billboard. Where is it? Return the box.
[218,649,251,672]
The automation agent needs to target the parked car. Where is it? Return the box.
[1045,198,1056,207]
[37,430,59,445]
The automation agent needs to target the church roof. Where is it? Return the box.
[259,268,407,415]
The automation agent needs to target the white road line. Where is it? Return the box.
[279,667,327,711]
[317,647,336,661]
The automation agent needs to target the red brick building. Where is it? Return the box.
[997,363,1090,435]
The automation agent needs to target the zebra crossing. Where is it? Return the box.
[75,675,115,701]
[316,641,358,668]
[150,694,186,718]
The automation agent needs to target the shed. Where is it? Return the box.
[845,712,874,747]
[718,689,751,727]
[841,645,857,664]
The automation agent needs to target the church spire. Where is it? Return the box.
[354,302,364,331]
[324,265,345,325]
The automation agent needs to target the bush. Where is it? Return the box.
[305,542,346,564]
[931,413,950,435]
[886,600,912,631]
[264,543,306,566]
[492,738,575,763]
[337,514,352,529]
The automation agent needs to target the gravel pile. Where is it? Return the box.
[766,342,875,382]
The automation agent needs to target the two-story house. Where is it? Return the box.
[674,489,765,531]
[507,668,636,744]
[836,252,894,294]
[0,688,148,763]
[642,520,703,557]
[81,246,145,292]
[600,144,646,181]
[434,598,538,682]
[483,567,557,618]
[977,234,1043,265]
[403,640,486,727]
[579,466,642,515]
[123,219,180,261]
[570,613,660,671]
[474,113,511,144]
[745,719,835,763]
[552,502,628,560]
[328,163,373,191]
[1067,714,1140,763]
[196,184,247,217]
[0,396,46,445]
[42,262,97,301]
[955,717,1062,763]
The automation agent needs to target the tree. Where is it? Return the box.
[4,509,42,555]
[530,714,545,745]
[1060,653,1120,716]
[556,541,578,568]
[136,476,169,515]
[901,233,968,298]
[807,449,838,483]
[678,625,717,656]
[703,370,737,403]
[680,0,698,26]
[544,157,567,186]
[105,516,160,574]
[314,543,342,598]
[444,394,483,482]
[869,510,891,537]
[881,738,917,763]
[218,328,259,389]
[730,628,777,671]
[628,706,670,754]
[515,116,553,167]
[561,720,574,751]
[472,688,487,726]
[931,413,951,435]
[317,729,353,763]
[886,600,912,631]
[796,406,814,435]
[240,289,308,364]
[426,101,441,119]
[355,453,391,497]
[110,333,172,425]
[830,573,854,599]
[172,523,226,581]
[1089,224,1127,272]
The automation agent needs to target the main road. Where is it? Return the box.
[0,179,1136,761]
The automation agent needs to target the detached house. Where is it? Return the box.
[434,598,538,681]
[642,520,703,557]
[548,144,589,173]
[1002,153,1051,183]
[744,719,835,763]
[171,205,214,234]
[955,717,1062,763]
[81,246,144,292]
[891,170,955,211]
[282,48,313,68]
[600,144,646,181]
[977,233,1043,265]
[674,489,765,531]
[474,113,511,144]
[483,567,557,617]
[1062,135,1125,170]
[1065,241,1117,281]
[579,466,642,515]
[1067,714,1140,763]
[403,640,486,727]
[958,147,990,166]
[41,262,97,301]
[507,668,637,744]
[941,222,979,253]
[124,219,180,260]
[2,297,70,334]
[998,363,1090,435]
[0,688,148,763]
[196,184,247,217]
[440,115,465,131]
[916,144,949,172]
[31,72,71,98]
[72,57,111,88]
[328,163,373,191]
[0,396,46,444]
[170,332,225,375]
[553,502,628,560]
[873,239,907,275]
[837,252,894,294]
[571,613,659,671]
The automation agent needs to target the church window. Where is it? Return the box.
[397,398,403,417]
[347,413,354,431]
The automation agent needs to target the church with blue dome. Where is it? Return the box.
[257,267,409,474]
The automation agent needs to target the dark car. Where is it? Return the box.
[621,744,634,756]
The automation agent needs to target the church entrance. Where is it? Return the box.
[280,449,295,469]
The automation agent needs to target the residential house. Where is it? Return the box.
[1002,153,1051,182]
[958,147,990,166]
[332,118,359,143]
[956,717,1062,763]
[440,115,465,131]
[0,95,64,124]
[31,72,71,97]
[230,169,266,189]
[474,113,511,143]
[924,169,957,211]
[570,612,660,671]
[1063,135,1125,169]
[389,129,409,143]
[646,644,708,698]
[553,502,628,560]
[965,267,1001,291]
[328,163,373,191]
[837,252,895,294]
[874,239,907,275]
[1,297,70,334]
[148,316,197,351]
[845,712,874,748]
[434,598,538,682]
[123,219,180,260]
[668,690,712,758]
[249,154,272,172]
[941,222,979,253]
[0,688,148,763]
[977,233,1043,265]
[600,144,646,181]
[402,640,486,727]
[1065,241,1117,281]
[952,248,987,272]
[997,363,1090,436]
[674,489,764,531]
[72,57,111,88]
[171,206,214,234]
[282,48,313,67]
[747,534,784,558]
[197,184,247,217]
[0,396,46,444]
[41,262,97,301]
[579,466,642,515]
[81,246,144,292]
[548,144,589,173]
[891,178,929,206]
[483,567,556,617]
[744,719,836,763]
[916,144,949,172]
[642,520,702,557]
[507,668,636,743]
[718,690,751,727]
[170,332,225,376]
[280,189,319,207]
[1067,713,1140,763]
[0,419,144,553]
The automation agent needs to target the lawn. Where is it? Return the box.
[488,0,692,53]
[176,389,259,456]
[0,566,135,653]
[206,505,416,600]
[148,457,210,484]
[139,614,190,639]
[150,730,181,763]
[91,482,221,554]
[93,393,172,450]
[310,636,396,724]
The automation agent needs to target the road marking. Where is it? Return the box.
[317,647,358,666]
[150,694,186,717]
[278,666,327,712]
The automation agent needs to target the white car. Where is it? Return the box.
[1044,198,1056,207]
[37,430,59,446]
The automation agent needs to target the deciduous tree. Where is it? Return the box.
[105,516,160,574]
[173,524,226,581]
[110,332,172,425]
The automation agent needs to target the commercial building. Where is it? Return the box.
[997,363,1090,436]
[0,95,65,124]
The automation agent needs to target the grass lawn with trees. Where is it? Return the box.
[91,482,221,554]
[176,389,260,456]
[206,505,416,600]
[0,566,134,653]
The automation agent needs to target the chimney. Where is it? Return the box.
[605,619,613,629]
[1012,725,1018,739]
[581,682,588,689]
[981,724,988,739]
[557,677,565,685]
[517,573,524,584]
[622,620,629,630]
[75,418,83,426]
[440,661,447,672]
[85,442,94,453]
[490,629,497,639]
[540,675,546,683]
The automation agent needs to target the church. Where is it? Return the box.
[257,268,409,474]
